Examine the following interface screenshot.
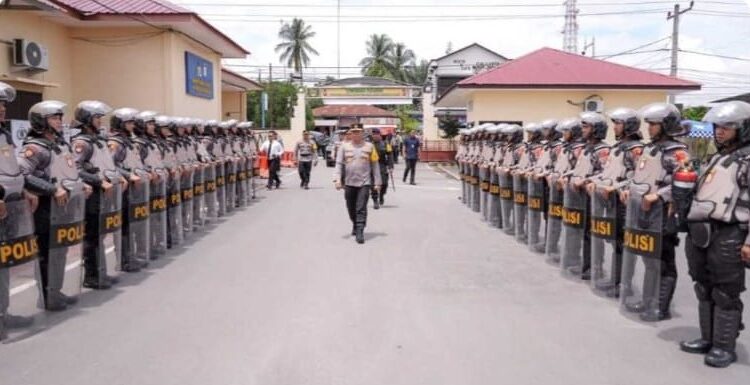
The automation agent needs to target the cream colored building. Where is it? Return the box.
[0,0,260,123]
[436,47,701,141]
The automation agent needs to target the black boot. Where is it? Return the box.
[45,290,70,311]
[681,300,713,354]
[640,276,676,322]
[355,228,365,244]
[705,308,741,368]
[2,313,34,329]
[373,199,380,210]
[83,275,112,290]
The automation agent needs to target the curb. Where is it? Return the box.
[435,164,460,181]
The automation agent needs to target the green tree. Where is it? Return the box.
[306,97,324,131]
[275,18,319,76]
[390,42,415,82]
[359,34,394,78]
[394,106,419,134]
[404,59,429,86]
[683,106,709,121]
[246,81,298,129]
[439,116,462,139]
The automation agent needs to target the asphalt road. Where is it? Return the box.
[1,162,748,385]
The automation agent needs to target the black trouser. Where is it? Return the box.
[298,161,312,186]
[403,159,417,183]
[393,147,400,163]
[345,185,371,230]
[686,224,746,312]
[372,171,389,203]
[83,191,104,280]
[267,157,281,187]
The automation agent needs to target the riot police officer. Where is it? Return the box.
[134,111,169,257]
[679,101,750,367]
[587,108,644,297]
[529,119,560,252]
[456,129,470,205]
[71,101,124,290]
[108,108,148,271]
[0,82,40,337]
[620,102,691,322]
[18,100,88,311]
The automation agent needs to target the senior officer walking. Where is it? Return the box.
[333,124,382,244]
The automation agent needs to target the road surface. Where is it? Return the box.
[1,162,748,385]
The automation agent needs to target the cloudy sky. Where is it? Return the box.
[173,0,750,106]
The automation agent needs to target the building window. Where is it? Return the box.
[7,90,42,121]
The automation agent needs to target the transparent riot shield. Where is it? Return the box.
[246,155,255,202]
[1,198,43,338]
[513,172,528,243]
[545,175,565,264]
[47,178,86,307]
[560,184,587,278]
[471,164,481,213]
[590,189,620,295]
[488,170,501,228]
[167,172,183,247]
[126,168,150,267]
[216,162,227,217]
[89,146,123,282]
[225,159,236,213]
[181,167,194,236]
[479,166,489,221]
[527,177,547,253]
[149,171,168,257]
[236,157,247,208]
[193,164,206,228]
[620,184,663,321]
[461,162,469,207]
[204,162,218,220]
[498,169,515,235]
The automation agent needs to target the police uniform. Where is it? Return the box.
[295,135,318,189]
[370,129,393,208]
[333,125,382,244]
[680,101,750,367]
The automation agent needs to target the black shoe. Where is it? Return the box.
[83,276,112,290]
[595,279,616,292]
[566,265,582,277]
[705,347,737,368]
[625,301,647,314]
[379,197,384,205]
[640,308,670,322]
[410,182,416,185]
[45,291,70,311]
[304,185,310,190]
[106,275,119,285]
[373,201,380,210]
[680,339,712,354]
[3,313,34,329]
[704,308,741,368]
[122,261,143,273]
[355,229,365,244]
[351,226,356,236]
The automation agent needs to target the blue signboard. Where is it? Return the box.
[185,51,213,99]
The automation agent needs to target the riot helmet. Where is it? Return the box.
[135,110,158,136]
[73,100,111,131]
[607,107,642,140]
[703,101,750,147]
[0,82,16,104]
[640,102,685,138]
[558,118,583,141]
[505,124,523,144]
[540,119,560,141]
[28,100,66,135]
[579,112,608,140]
[110,107,139,134]
[524,122,543,142]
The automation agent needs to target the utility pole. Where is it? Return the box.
[667,1,693,103]
[337,0,341,79]
[268,63,273,129]
[562,0,579,54]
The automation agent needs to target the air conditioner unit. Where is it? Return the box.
[13,39,49,71]
[584,99,603,113]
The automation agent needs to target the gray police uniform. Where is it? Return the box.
[333,141,382,233]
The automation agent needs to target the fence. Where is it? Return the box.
[419,140,458,163]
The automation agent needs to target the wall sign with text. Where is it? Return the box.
[185,51,214,99]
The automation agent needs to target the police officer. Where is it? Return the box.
[295,131,319,189]
[620,102,691,322]
[529,119,560,252]
[587,108,644,297]
[333,124,382,244]
[18,100,88,311]
[71,100,123,290]
[108,108,147,271]
[134,111,168,257]
[0,82,39,336]
[370,128,393,209]
[456,129,469,204]
[679,101,750,367]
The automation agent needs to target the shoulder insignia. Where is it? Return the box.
[24,147,35,158]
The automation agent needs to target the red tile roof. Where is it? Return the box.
[53,0,190,14]
[313,105,397,118]
[457,47,701,90]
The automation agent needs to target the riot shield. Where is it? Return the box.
[590,189,620,295]
[620,184,663,321]
[215,162,227,217]
[461,162,469,207]
[180,164,194,235]
[488,169,501,228]
[545,175,564,264]
[204,162,218,220]
[236,156,247,208]
[513,172,528,243]
[1,198,43,337]
[479,166,489,221]
[126,168,150,267]
[193,163,206,228]
[498,169,514,235]
[527,176,547,253]
[149,171,168,257]
[560,184,587,278]
[89,145,123,281]
[225,158,236,213]
[471,163,480,213]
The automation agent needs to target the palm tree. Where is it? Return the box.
[359,34,394,77]
[390,42,416,82]
[275,18,319,78]
[405,59,429,86]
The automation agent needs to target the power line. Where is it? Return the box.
[679,49,750,62]
[593,36,671,59]
[176,1,748,8]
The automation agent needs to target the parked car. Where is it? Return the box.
[325,131,343,167]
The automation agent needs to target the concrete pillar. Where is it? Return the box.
[422,91,440,140]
